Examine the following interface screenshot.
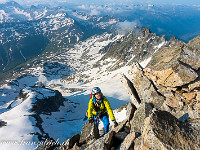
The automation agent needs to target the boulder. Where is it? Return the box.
[84,130,115,150]
[121,74,140,108]
[142,110,200,150]
[188,80,200,91]
[130,103,154,133]
[165,94,184,110]
[187,35,200,56]
[140,116,168,150]
[174,110,200,122]
[144,45,199,87]
[79,121,100,144]
[56,134,80,150]
[120,131,137,150]
[178,46,200,70]
[128,62,165,108]
[126,103,136,121]
[112,119,128,133]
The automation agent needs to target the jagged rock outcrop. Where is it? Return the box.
[130,103,154,133]
[79,121,100,145]
[55,134,80,150]
[187,35,200,55]
[31,89,65,114]
[144,45,200,87]
[99,28,166,71]
[128,62,165,108]
[140,110,200,150]
[121,74,141,108]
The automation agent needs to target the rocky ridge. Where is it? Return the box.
[43,33,200,149]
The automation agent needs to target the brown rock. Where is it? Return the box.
[165,95,183,109]
[79,121,100,144]
[149,111,199,150]
[144,63,198,87]
[120,132,136,150]
[121,74,140,108]
[133,136,142,150]
[130,103,153,133]
[188,80,200,91]
[128,62,165,108]
[144,45,199,87]
[183,92,196,102]
[173,110,200,122]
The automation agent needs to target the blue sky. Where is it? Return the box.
[1,0,200,6]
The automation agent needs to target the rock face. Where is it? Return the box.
[144,45,200,87]
[130,103,153,133]
[128,62,165,108]
[31,89,65,114]
[143,111,200,150]
[79,121,100,144]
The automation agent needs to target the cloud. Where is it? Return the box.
[77,4,116,16]
[116,20,141,34]
[89,9,100,16]
[77,4,88,10]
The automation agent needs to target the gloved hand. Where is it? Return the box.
[113,120,118,127]
[96,113,103,119]
[89,118,94,124]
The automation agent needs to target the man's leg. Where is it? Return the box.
[94,116,99,130]
[102,115,110,133]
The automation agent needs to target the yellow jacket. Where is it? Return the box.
[87,93,116,121]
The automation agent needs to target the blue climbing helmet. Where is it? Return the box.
[91,87,101,95]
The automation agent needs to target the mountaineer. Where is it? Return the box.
[87,87,118,134]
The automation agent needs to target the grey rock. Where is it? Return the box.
[57,134,80,150]
[121,74,141,108]
[120,132,136,150]
[84,130,115,150]
[128,62,165,108]
[79,121,100,144]
[149,110,200,150]
[130,103,153,133]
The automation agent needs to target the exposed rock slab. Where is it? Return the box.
[148,111,200,150]
[128,62,165,108]
[144,45,199,87]
[121,74,140,108]
[120,131,136,150]
[84,130,115,150]
[130,103,153,133]
[79,121,100,144]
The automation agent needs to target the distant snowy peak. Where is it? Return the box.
[0,1,69,22]
[71,11,119,29]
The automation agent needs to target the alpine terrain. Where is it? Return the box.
[0,1,200,150]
